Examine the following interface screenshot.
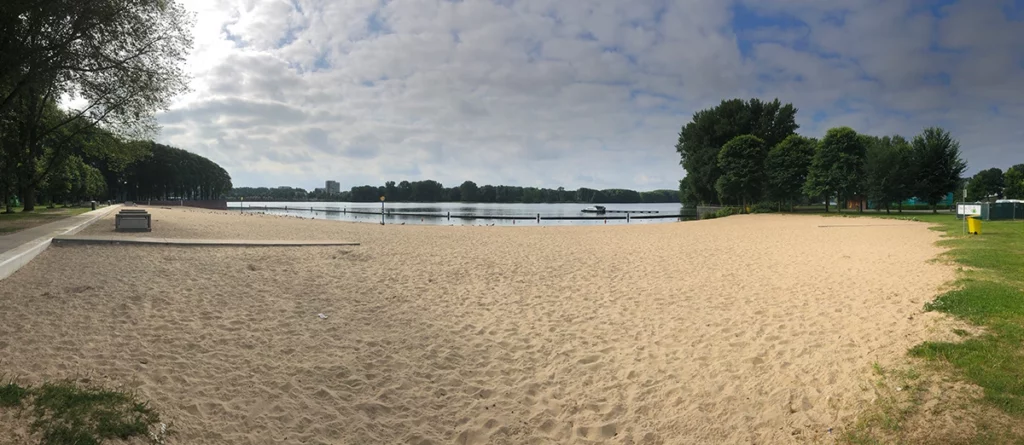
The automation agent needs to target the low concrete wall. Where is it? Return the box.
[141,200,228,210]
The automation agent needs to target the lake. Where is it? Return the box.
[230,201,697,226]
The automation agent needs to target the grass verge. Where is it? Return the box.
[0,377,169,445]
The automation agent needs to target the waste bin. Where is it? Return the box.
[90,200,96,210]
[967,216,982,235]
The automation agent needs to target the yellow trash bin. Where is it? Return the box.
[967,216,982,235]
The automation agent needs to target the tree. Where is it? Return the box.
[804,127,866,213]
[863,135,912,213]
[459,181,479,202]
[911,127,966,213]
[965,168,1004,201]
[765,135,815,211]
[715,135,767,208]
[1004,168,1024,199]
[676,98,798,204]
[1,0,193,210]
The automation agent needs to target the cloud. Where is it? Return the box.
[161,0,1024,191]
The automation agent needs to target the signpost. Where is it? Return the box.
[380,196,386,225]
[961,189,967,235]
[957,188,981,235]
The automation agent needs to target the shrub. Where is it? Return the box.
[700,206,741,220]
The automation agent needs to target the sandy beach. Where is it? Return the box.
[0,208,956,444]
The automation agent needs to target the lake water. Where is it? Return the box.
[229,201,697,226]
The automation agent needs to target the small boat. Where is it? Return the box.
[581,205,606,214]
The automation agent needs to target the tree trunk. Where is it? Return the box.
[886,203,891,214]
[20,187,35,212]
[932,204,938,214]
[898,202,903,213]
[825,199,830,213]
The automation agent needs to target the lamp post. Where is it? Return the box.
[380,196,386,225]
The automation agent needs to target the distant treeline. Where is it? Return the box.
[228,181,680,204]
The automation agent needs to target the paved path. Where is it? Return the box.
[0,205,121,280]
[51,236,360,247]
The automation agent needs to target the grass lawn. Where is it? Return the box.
[822,212,1024,443]
[0,206,93,235]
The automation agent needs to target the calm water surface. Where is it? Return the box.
[230,201,697,226]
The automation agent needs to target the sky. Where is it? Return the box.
[157,0,1024,191]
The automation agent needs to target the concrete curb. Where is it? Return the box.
[0,205,121,281]
[52,236,360,247]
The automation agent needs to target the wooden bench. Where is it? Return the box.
[115,210,152,232]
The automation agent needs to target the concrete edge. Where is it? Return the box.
[51,236,360,247]
[0,205,122,281]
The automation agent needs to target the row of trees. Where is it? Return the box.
[965,165,1024,201]
[1,0,194,211]
[228,182,681,204]
[120,143,232,201]
[677,98,970,213]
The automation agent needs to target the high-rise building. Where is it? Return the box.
[326,180,340,195]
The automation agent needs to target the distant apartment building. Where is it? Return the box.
[314,187,326,194]
[325,180,340,195]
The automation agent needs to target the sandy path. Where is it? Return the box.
[1,209,954,444]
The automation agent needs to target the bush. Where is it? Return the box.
[750,202,777,213]
[700,206,741,220]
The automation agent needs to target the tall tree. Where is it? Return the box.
[804,127,866,213]
[765,135,816,211]
[911,127,967,213]
[676,98,798,205]
[863,135,912,213]
[715,135,768,208]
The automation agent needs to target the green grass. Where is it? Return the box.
[0,381,28,407]
[0,379,168,445]
[0,206,93,234]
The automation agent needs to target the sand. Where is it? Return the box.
[0,208,956,444]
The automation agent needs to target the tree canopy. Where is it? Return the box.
[765,135,816,211]
[1005,168,1024,200]
[676,98,798,204]
[863,135,913,213]
[716,135,767,207]
[805,127,866,212]
[966,168,1006,201]
[911,127,967,211]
